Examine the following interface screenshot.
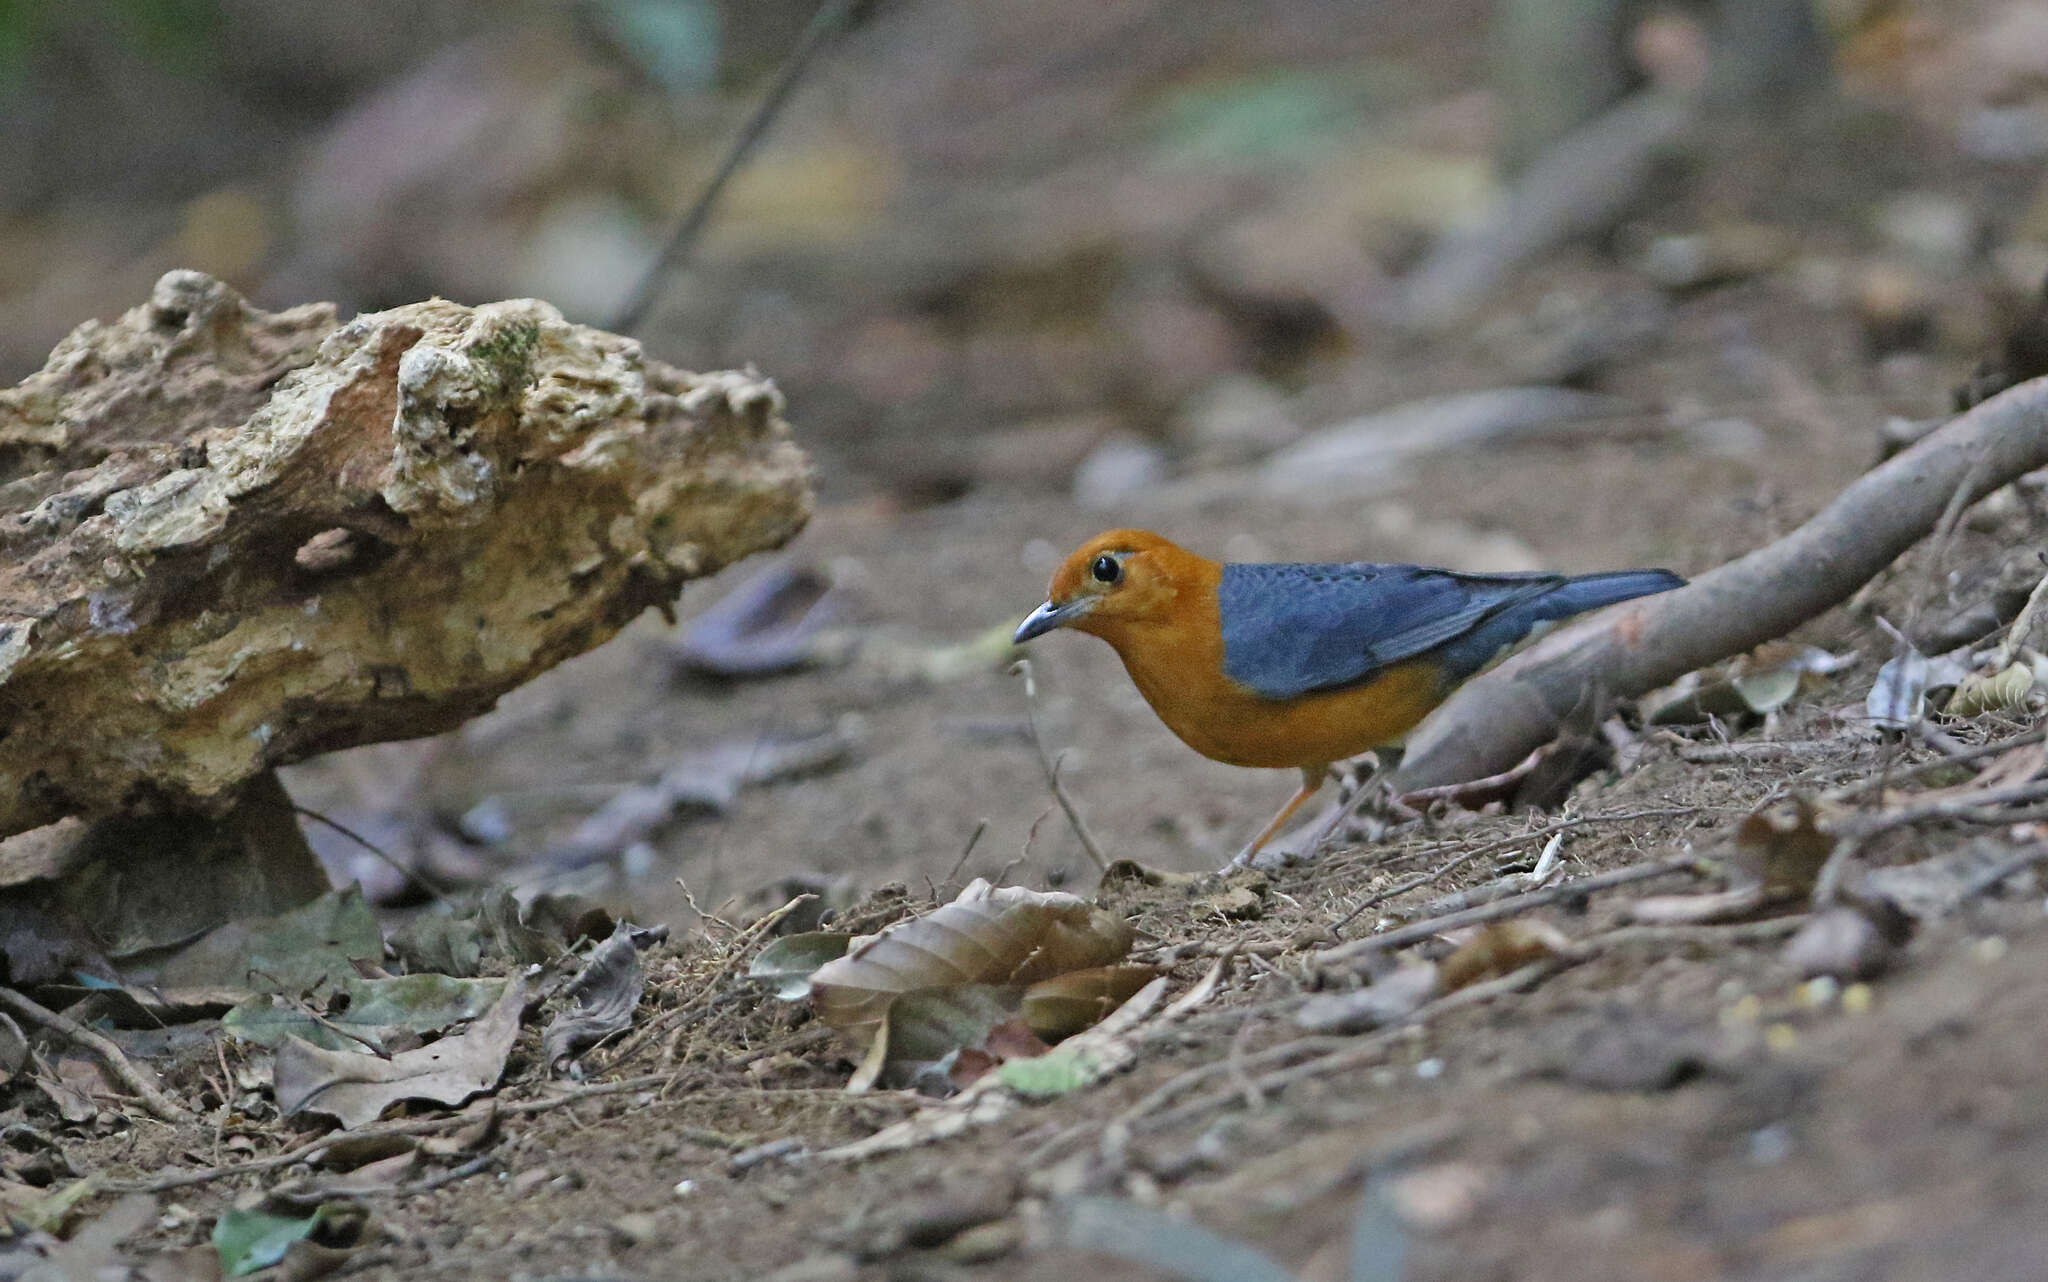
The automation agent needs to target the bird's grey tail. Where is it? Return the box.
[1542,568,1685,617]
[1434,567,1683,685]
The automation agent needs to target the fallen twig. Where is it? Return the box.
[1824,727,2047,802]
[1856,777,2048,835]
[1573,916,1810,953]
[1012,659,1111,872]
[1297,806,1716,897]
[0,988,187,1124]
[1137,962,1560,1135]
[1954,842,2048,901]
[1396,377,2048,792]
[1314,857,1696,968]
[100,1079,913,1194]
[1674,739,1843,763]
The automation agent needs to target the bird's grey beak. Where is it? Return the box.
[1014,598,1093,644]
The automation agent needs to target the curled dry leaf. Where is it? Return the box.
[1868,631,1971,730]
[1019,966,1162,1040]
[1946,662,2038,718]
[809,878,1135,1091]
[275,976,527,1129]
[541,921,668,1071]
[1646,642,1853,725]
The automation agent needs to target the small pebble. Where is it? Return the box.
[1799,976,1840,1009]
[1748,1123,1794,1166]
[1842,984,1874,1015]
[1415,1058,1444,1080]
[1765,1023,1799,1053]
[1975,936,2010,964]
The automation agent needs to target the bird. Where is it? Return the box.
[1013,529,1683,861]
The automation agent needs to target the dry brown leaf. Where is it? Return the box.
[1437,922,1571,992]
[1947,663,2038,718]
[811,878,1133,1068]
[275,977,526,1129]
[1735,798,1836,899]
[1020,966,1162,1040]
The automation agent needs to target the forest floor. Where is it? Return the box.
[29,5,2048,1277]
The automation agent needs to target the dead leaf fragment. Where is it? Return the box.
[1946,662,2038,718]
[275,976,527,1128]
[811,878,1134,1087]
[1438,921,1571,991]
[1019,966,1162,1040]
[1735,798,1836,899]
[1646,643,1852,725]
[747,931,855,1000]
[154,886,382,995]
[1867,633,1970,729]
[542,921,667,1071]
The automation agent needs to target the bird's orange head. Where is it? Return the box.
[1013,529,1217,644]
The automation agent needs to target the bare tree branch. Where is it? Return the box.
[1393,376,2048,792]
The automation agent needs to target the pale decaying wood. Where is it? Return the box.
[1394,376,2048,792]
[0,271,811,840]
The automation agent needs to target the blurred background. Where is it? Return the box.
[9,0,2048,908]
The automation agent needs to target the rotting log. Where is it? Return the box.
[0,271,812,848]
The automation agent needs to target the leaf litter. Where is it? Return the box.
[31,482,2048,1282]
[274,977,528,1129]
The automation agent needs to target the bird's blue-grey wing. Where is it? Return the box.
[1215,559,1697,701]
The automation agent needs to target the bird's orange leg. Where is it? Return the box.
[1231,764,1330,867]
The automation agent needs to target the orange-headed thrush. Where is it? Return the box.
[1013,530,1683,857]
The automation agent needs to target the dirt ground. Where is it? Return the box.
[29,5,2048,1277]
[53,254,2048,1282]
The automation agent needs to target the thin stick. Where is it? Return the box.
[942,819,990,889]
[1136,962,1560,1135]
[611,0,863,332]
[1314,857,1695,967]
[292,805,452,905]
[1955,842,2048,901]
[0,988,187,1123]
[1319,807,1706,928]
[1011,660,1110,872]
[1573,916,1809,952]
[1674,739,1843,763]
[100,1079,915,1194]
[1907,447,1992,634]
[1824,727,2047,801]
[1855,777,2048,834]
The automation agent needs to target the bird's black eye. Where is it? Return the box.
[1091,554,1121,584]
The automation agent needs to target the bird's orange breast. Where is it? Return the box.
[1084,587,1447,770]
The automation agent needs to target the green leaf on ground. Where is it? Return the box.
[213,1205,324,1277]
[747,931,853,1000]
[223,974,508,1051]
[157,886,382,994]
